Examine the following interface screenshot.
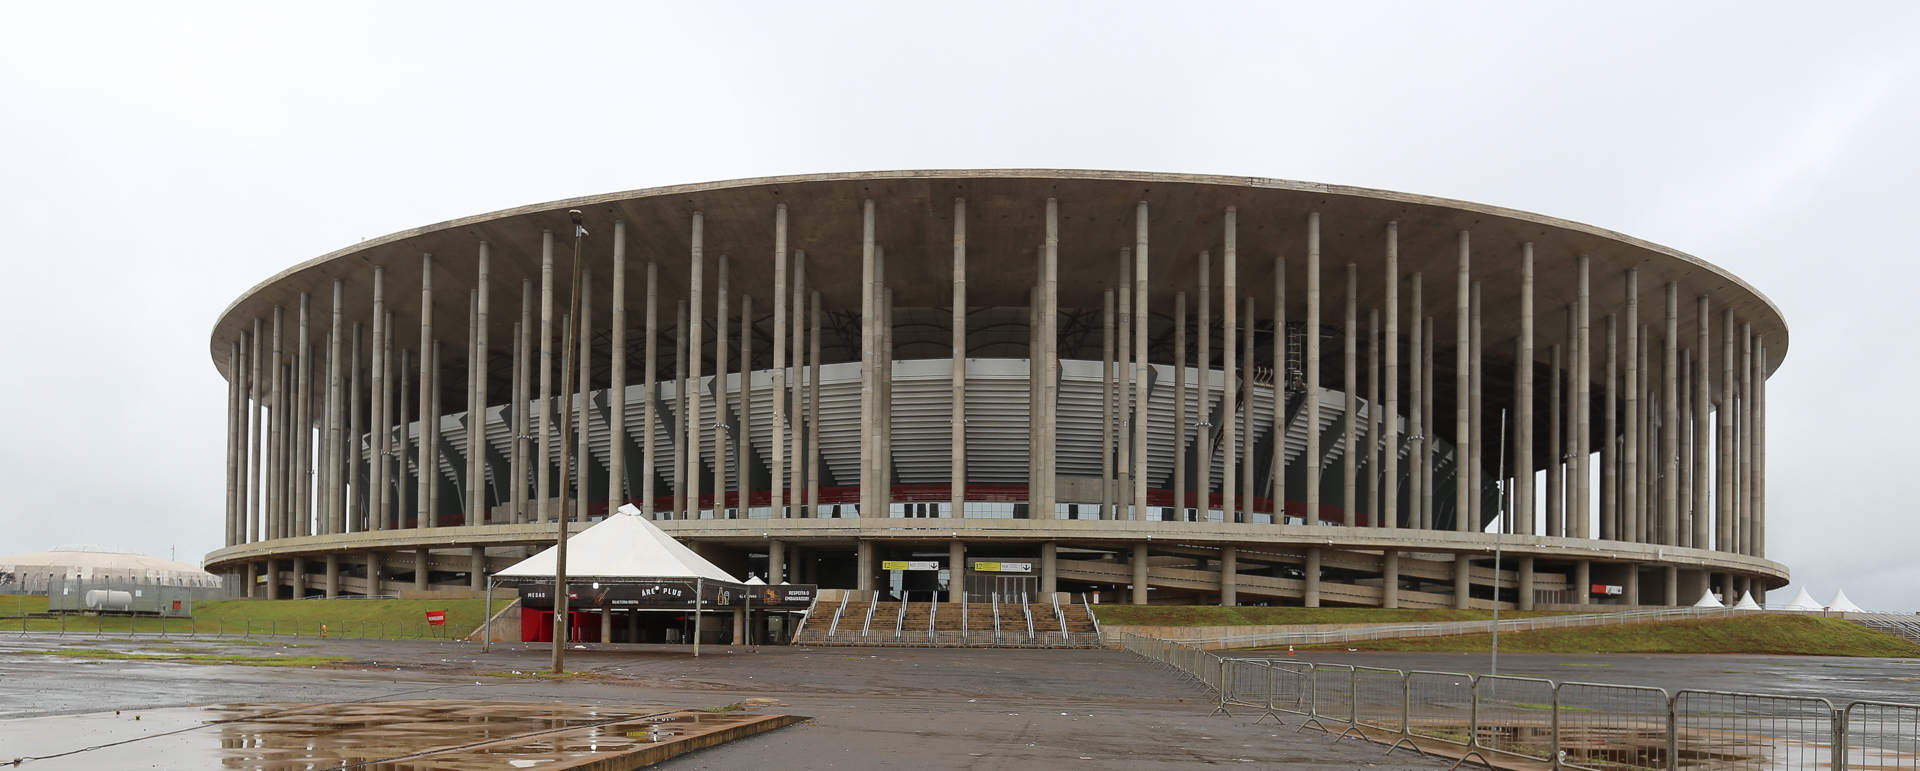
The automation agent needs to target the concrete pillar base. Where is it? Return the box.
[414,549,430,592]
[731,607,746,645]
[324,554,340,599]
[1220,545,1238,607]
[1308,548,1324,608]
[1517,556,1534,611]
[1575,560,1591,605]
[1041,542,1058,595]
[1665,565,1680,606]
[1451,553,1469,609]
[1130,543,1149,604]
[948,541,965,604]
[470,547,486,590]
[856,540,874,592]
[768,539,785,584]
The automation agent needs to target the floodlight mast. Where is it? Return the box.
[552,209,587,675]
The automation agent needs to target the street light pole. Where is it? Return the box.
[552,210,586,675]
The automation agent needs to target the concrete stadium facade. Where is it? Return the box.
[204,170,1785,610]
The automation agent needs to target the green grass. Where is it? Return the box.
[1292,615,1920,657]
[1090,605,1573,627]
[0,597,494,639]
[17,648,350,667]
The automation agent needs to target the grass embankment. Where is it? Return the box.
[0,597,495,639]
[1294,614,1920,657]
[1092,605,1572,627]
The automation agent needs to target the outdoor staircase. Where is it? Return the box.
[792,594,1104,648]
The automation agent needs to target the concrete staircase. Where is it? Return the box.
[792,593,1103,648]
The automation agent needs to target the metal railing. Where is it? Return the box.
[1117,631,1920,771]
[1114,607,1846,651]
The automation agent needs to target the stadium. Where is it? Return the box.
[203,170,1784,617]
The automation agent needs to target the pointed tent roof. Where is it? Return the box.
[1733,590,1764,610]
[1693,589,1727,608]
[1829,590,1864,613]
[1779,586,1824,611]
[495,505,739,583]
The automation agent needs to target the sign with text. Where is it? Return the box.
[881,561,941,572]
[519,580,817,609]
[425,610,447,626]
[1591,584,1624,596]
[972,561,1032,573]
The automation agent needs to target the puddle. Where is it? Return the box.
[0,699,802,769]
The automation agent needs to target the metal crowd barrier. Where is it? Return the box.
[1116,631,1920,771]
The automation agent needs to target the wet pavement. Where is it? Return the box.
[0,634,1454,769]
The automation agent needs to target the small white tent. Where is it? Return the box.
[1693,589,1726,608]
[1733,590,1764,610]
[495,504,739,583]
[1828,590,1865,613]
[1778,587,1824,611]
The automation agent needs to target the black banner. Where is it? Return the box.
[517,580,817,609]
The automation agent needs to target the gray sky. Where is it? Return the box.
[3,4,1915,609]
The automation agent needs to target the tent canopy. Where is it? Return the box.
[495,505,740,583]
[1829,590,1864,613]
[1778,587,1824,611]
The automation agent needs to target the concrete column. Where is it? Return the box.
[1304,213,1321,525]
[1469,281,1482,532]
[1223,211,1238,524]
[687,214,706,519]
[1454,232,1471,532]
[417,256,434,529]
[1367,310,1379,528]
[1131,543,1149,604]
[475,246,491,524]
[772,208,789,517]
[1117,256,1131,519]
[1383,227,1400,531]
[1218,545,1238,606]
[1547,343,1562,537]
[225,342,241,547]
[429,340,444,525]
[347,323,363,531]
[713,258,729,516]
[1046,201,1064,521]
[297,294,312,536]
[809,290,822,517]
[1242,296,1255,523]
[268,306,283,540]
[245,561,259,598]
[572,272,591,523]
[394,334,407,528]
[730,607,744,646]
[513,281,531,523]
[1343,264,1359,527]
[1517,556,1535,611]
[1381,550,1399,608]
[674,300,687,519]
[1602,314,1617,541]
[1101,290,1115,518]
[1132,201,1149,521]
[1623,272,1639,544]
[792,252,807,517]
[1755,338,1766,559]
[1691,297,1709,549]
[951,200,966,522]
[1453,553,1470,609]
[327,280,344,534]
[608,227,625,509]
[1663,283,1680,546]
[1198,252,1210,519]
[768,539,784,584]
[414,549,429,592]
[882,284,894,510]
[1624,563,1640,606]
[643,261,658,517]
[262,559,277,599]
[1515,245,1534,535]
[1574,560,1590,606]
[860,200,876,519]
[1741,324,1754,556]
[1408,273,1422,529]
[1665,565,1680,606]
[1272,257,1286,525]
[537,234,555,523]
[325,554,339,598]
[856,540,874,592]
[1424,321,1437,529]
[1575,256,1591,539]
[249,319,265,542]
[364,552,380,596]
[1639,324,1652,543]
[465,290,479,523]
[1041,542,1057,595]
[1720,309,1733,551]
[740,293,753,514]
[1306,548,1323,608]
[470,546,485,591]
[948,541,965,604]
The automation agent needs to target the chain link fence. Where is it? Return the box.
[1118,631,1920,771]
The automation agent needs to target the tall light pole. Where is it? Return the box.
[552,209,586,674]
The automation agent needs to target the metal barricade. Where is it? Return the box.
[1406,670,1478,747]
[1554,682,1672,771]
[1474,675,1559,762]
[1672,690,1836,771]
[1353,666,1409,735]
[1302,663,1357,732]
[1268,660,1315,717]
[1215,658,1270,715]
[1842,700,1920,771]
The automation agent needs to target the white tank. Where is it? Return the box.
[84,589,133,612]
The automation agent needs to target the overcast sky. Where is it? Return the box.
[3,4,1915,609]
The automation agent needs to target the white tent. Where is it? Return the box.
[1778,587,1824,611]
[1829,590,1865,613]
[495,504,740,582]
[1733,590,1764,610]
[1693,589,1726,608]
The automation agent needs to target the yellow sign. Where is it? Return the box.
[881,561,910,571]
